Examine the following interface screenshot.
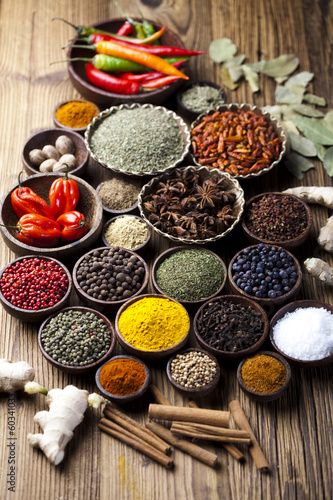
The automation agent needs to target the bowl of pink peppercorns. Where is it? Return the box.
[0,255,72,322]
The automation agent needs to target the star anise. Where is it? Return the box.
[194,184,221,210]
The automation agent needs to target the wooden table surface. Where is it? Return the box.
[0,1,332,499]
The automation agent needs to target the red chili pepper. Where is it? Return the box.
[85,62,141,94]
[11,172,55,220]
[118,60,187,82]
[141,75,180,89]
[117,21,133,36]
[49,172,80,219]
[2,214,61,247]
[56,211,89,242]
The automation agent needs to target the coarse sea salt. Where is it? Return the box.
[272,307,333,360]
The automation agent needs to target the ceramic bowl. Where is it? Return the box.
[96,178,142,216]
[237,350,291,402]
[241,192,312,250]
[95,355,151,403]
[67,18,188,106]
[228,244,302,310]
[85,103,190,178]
[139,165,245,245]
[115,294,190,361]
[53,99,100,134]
[73,246,149,314]
[190,103,287,179]
[166,348,220,397]
[0,255,72,323]
[176,80,226,121]
[38,306,116,374]
[193,295,269,361]
[270,300,333,368]
[0,173,103,261]
[101,215,151,253]
[22,128,89,177]
[152,246,227,306]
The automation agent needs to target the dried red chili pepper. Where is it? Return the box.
[141,75,180,89]
[11,172,55,220]
[49,171,80,219]
[85,62,142,94]
[2,214,61,247]
[56,211,89,242]
[116,21,133,37]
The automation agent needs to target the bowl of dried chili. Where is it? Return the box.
[189,103,287,179]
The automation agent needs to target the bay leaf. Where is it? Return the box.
[275,86,303,104]
[221,65,240,90]
[314,143,327,162]
[323,146,333,176]
[261,55,299,78]
[285,84,306,96]
[292,116,333,145]
[322,111,333,132]
[284,152,315,179]
[247,60,266,72]
[288,131,317,156]
[303,93,326,106]
[209,38,237,63]
[292,104,325,118]
[275,76,289,84]
[282,120,300,135]
[228,64,244,83]
[261,105,282,120]
[285,71,314,87]
[224,55,246,68]
[243,65,260,92]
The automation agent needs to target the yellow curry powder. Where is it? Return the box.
[55,100,98,128]
[241,354,287,393]
[118,297,189,351]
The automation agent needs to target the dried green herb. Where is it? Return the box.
[209,38,237,63]
[292,104,324,118]
[323,147,333,176]
[292,116,333,145]
[285,71,314,87]
[288,131,317,157]
[260,55,299,79]
[303,93,326,106]
[285,151,315,179]
[180,85,225,113]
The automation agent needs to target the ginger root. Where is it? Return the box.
[304,258,333,284]
[0,359,35,392]
[318,215,333,252]
[283,186,333,209]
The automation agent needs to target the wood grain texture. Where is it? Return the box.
[0,1,332,499]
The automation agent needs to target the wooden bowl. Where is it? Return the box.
[102,215,151,253]
[270,300,333,367]
[67,18,188,106]
[115,294,190,361]
[22,128,89,177]
[237,350,291,402]
[53,99,100,135]
[176,80,226,121]
[166,348,220,398]
[38,306,116,374]
[190,103,287,179]
[152,246,227,306]
[193,295,269,361]
[95,355,151,403]
[0,255,72,323]
[0,173,103,261]
[96,179,142,216]
[241,192,312,250]
[228,244,302,310]
[73,246,149,314]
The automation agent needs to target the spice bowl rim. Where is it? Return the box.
[0,255,72,323]
[166,347,221,398]
[72,246,149,314]
[53,99,100,134]
[101,214,151,253]
[38,306,116,374]
[96,179,141,215]
[138,165,245,245]
[241,192,313,250]
[176,79,227,122]
[151,245,227,305]
[269,300,333,368]
[236,350,292,402]
[228,244,303,308]
[95,354,151,403]
[84,103,191,178]
[115,293,191,361]
[189,102,287,180]
[193,294,270,360]
[21,127,89,177]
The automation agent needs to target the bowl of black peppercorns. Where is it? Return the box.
[73,246,149,314]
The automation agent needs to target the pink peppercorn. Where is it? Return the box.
[0,257,69,310]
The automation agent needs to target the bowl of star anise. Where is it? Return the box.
[138,165,245,244]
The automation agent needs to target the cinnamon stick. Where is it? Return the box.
[229,400,270,472]
[150,384,173,406]
[148,404,230,428]
[172,421,251,439]
[170,424,251,445]
[146,420,219,468]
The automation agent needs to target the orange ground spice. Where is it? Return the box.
[99,358,146,396]
[241,354,286,393]
[55,100,98,128]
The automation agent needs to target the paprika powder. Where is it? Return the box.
[240,354,287,394]
[99,357,146,396]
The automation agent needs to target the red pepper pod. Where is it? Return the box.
[14,214,61,247]
[11,173,55,220]
[56,211,89,242]
[49,173,80,219]
[85,62,141,94]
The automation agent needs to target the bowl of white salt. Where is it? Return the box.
[270,300,333,367]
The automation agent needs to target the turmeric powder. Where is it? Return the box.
[55,100,98,128]
[118,297,190,351]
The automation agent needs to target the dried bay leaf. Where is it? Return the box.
[303,93,326,106]
[288,131,317,156]
[228,64,244,83]
[323,147,333,176]
[285,151,315,179]
[243,65,260,92]
[282,120,300,135]
[262,105,282,120]
[285,71,314,87]
[292,116,333,145]
[247,60,266,72]
[221,65,240,90]
[275,86,303,104]
[224,55,246,68]
[285,84,306,96]
[314,143,327,162]
[323,111,333,132]
[261,55,299,78]
[292,104,325,118]
[209,39,237,63]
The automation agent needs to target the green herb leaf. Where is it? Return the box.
[285,151,315,179]
[243,65,260,92]
[292,116,333,145]
[323,111,333,132]
[314,143,327,162]
[288,131,317,157]
[292,104,325,118]
[262,105,282,120]
[275,76,289,84]
[228,64,244,83]
[275,86,303,104]
[323,146,333,176]
[224,55,246,67]
[285,71,314,87]
[209,38,237,63]
[282,119,301,135]
[247,60,266,72]
[303,93,326,106]
[260,55,299,78]
[221,65,240,90]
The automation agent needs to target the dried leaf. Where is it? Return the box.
[262,105,283,120]
[275,86,303,104]
[292,116,333,145]
[275,76,289,84]
[221,65,240,90]
[288,131,317,157]
[247,60,266,72]
[224,55,246,68]
[292,104,325,118]
[286,84,306,96]
[323,147,333,176]
[323,111,333,132]
[285,71,314,87]
[282,120,300,135]
[243,65,260,92]
[285,152,315,179]
[303,93,326,106]
[260,55,299,78]
[228,64,244,83]
[209,38,237,63]
[314,143,327,162]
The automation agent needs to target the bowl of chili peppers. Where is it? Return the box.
[189,103,287,179]
[0,173,103,261]
[64,18,200,106]
[0,255,72,323]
